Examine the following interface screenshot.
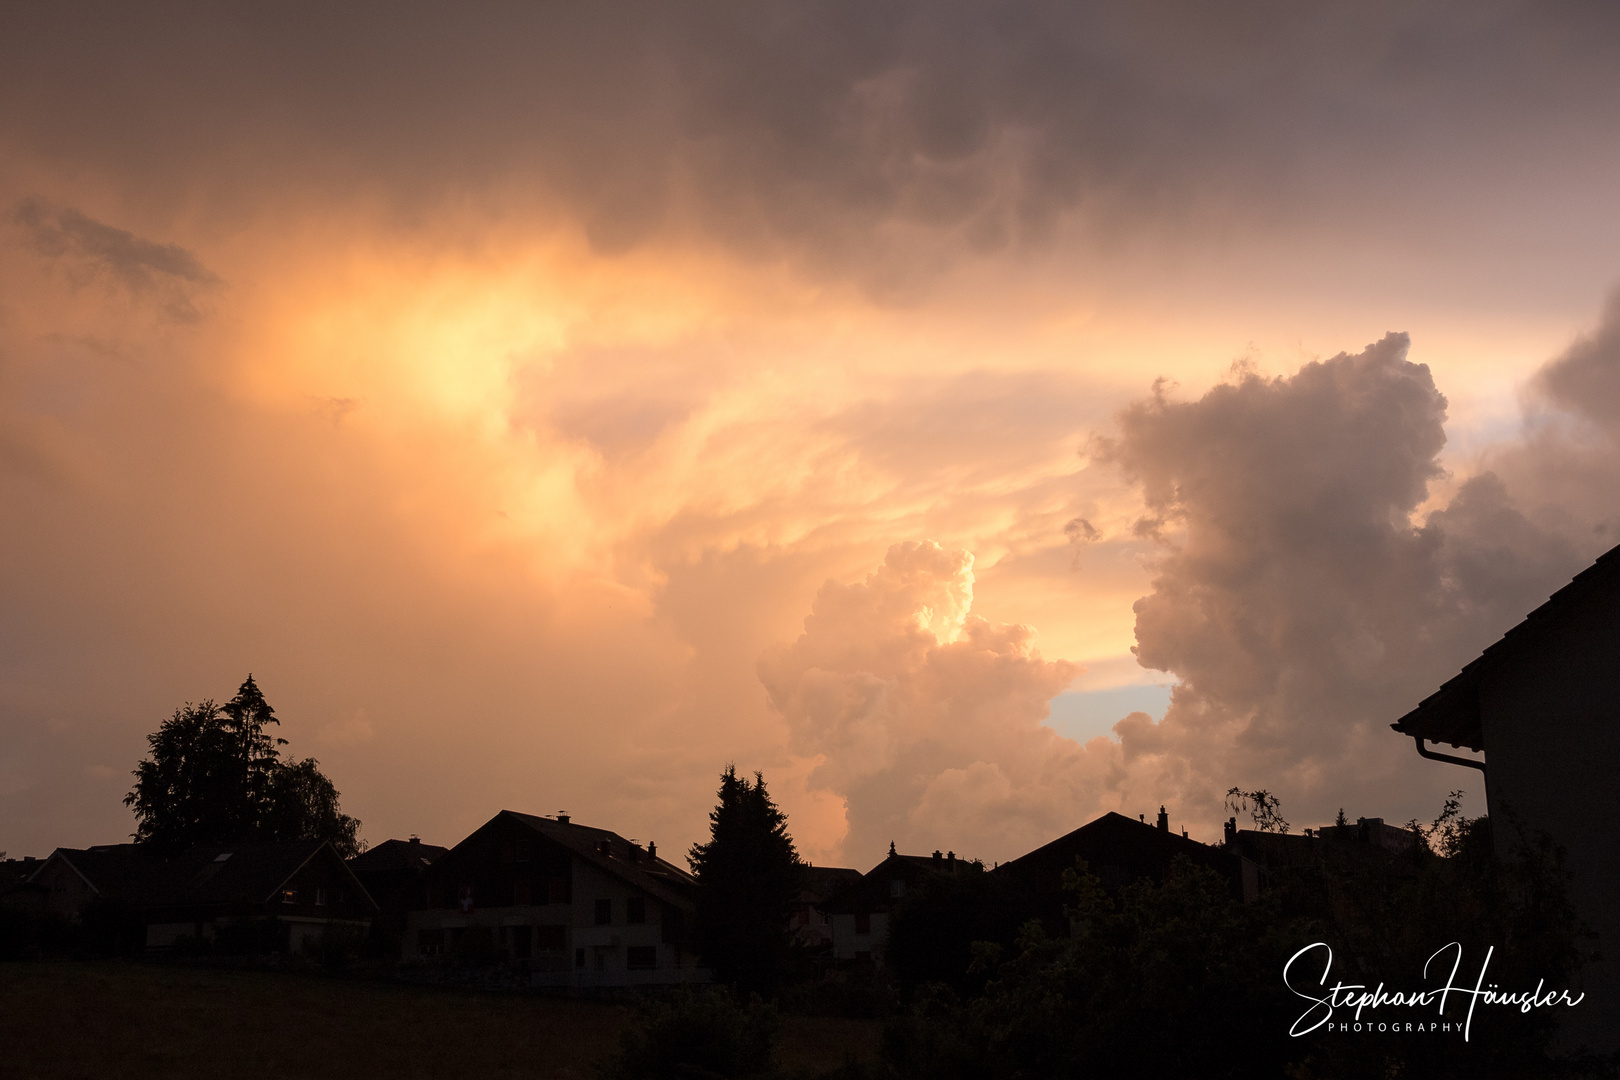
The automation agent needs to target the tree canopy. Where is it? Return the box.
[125,675,362,857]
[687,765,804,996]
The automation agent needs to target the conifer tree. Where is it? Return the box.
[688,766,804,995]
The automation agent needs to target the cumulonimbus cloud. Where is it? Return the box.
[764,327,1616,863]
[759,540,1110,864]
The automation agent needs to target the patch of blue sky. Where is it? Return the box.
[1044,682,1174,743]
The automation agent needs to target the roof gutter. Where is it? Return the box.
[1410,735,1486,774]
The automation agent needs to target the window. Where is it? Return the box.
[282,887,298,905]
[594,898,612,926]
[536,925,566,950]
[418,928,444,956]
[511,925,532,959]
[315,887,327,907]
[626,897,645,925]
[854,912,870,935]
[547,875,572,904]
[627,945,657,971]
[575,947,585,969]
[514,881,532,905]
[889,878,905,898]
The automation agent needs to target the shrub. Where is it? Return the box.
[597,987,779,1080]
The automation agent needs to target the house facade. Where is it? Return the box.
[405,810,709,988]
[822,845,968,964]
[348,836,448,957]
[1392,541,1620,1052]
[792,864,861,952]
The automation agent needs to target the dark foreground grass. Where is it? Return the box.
[0,962,881,1080]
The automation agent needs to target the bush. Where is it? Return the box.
[779,966,898,1019]
[597,987,779,1080]
[301,921,367,969]
[0,906,78,960]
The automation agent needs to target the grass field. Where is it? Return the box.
[0,962,882,1080]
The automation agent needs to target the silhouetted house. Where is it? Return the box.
[26,840,374,952]
[792,864,861,951]
[348,836,448,956]
[1391,541,1620,1051]
[0,856,48,917]
[997,809,1256,930]
[0,856,42,898]
[407,810,707,988]
[1222,815,1420,870]
[823,845,969,964]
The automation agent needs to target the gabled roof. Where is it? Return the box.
[822,850,971,915]
[799,865,861,904]
[348,838,449,874]
[42,840,375,911]
[996,811,1228,887]
[440,810,699,912]
[1392,541,1620,752]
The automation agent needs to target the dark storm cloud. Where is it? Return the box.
[14,198,218,287]
[1535,292,1620,435]
[11,198,220,322]
[4,1,1619,272]
[1102,334,1593,825]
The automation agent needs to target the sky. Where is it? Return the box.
[2,1,1619,868]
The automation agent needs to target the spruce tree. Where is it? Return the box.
[688,766,804,995]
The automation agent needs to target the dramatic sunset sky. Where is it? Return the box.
[3,3,1618,868]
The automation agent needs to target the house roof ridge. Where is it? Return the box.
[1392,539,1620,749]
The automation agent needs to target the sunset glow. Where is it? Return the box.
[4,3,1619,875]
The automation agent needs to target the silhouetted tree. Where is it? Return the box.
[887,860,1022,996]
[125,675,361,856]
[1226,786,1291,833]
[688,766,804,996]
[884,795,1594,1080]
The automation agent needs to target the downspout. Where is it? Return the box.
[1411,736,1486,774]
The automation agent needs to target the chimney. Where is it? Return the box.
[557,811,570,825]
[1138,813,1145,823]
[946,851,956,869]
[1224,816,1237,847]
[1181,829,1188,839]
[932,850,942,862]
[1157,806,1169,833]
[409,835,420,845]
[648,841,656,860]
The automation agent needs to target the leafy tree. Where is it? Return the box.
[688,765,804,996]
[884,794,1597,1080]
[264,756,362,857]
[887,860,1023,996]
[125,675,362,857]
